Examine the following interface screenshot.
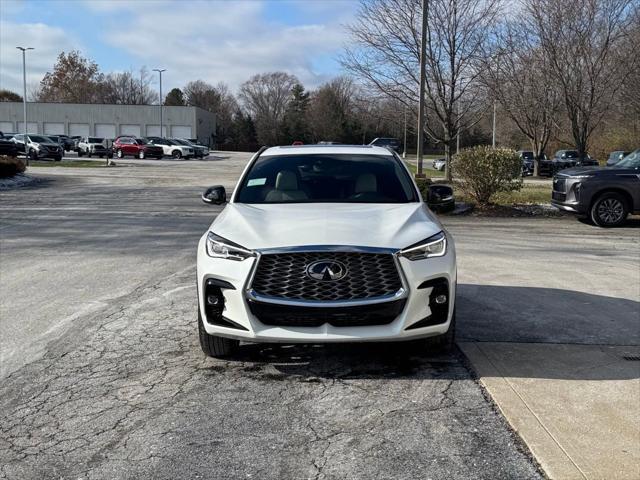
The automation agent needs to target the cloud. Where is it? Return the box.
[97,0,351,92]
[0,21,79,94]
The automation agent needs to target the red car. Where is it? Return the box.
[112,136,164,159]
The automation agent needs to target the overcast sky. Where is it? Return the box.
[0,0,359,97]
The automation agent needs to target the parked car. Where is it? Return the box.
[606,150,631,167]
[57,134,75,152]
[70,136,82,150]
[146,137,194,159]
[46,135,67,152]
[539,150,597,176]
[10,134,62,161]
[516,150,540,176]
[432,158,446,171]
[112,136,164,159]
[369,137,402,153]
[551,149,640,227]
[196,144,456,357]
[172,138,208,158]
[0,132,19,157]
[77,137,108,158]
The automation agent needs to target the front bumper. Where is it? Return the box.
[196,237,457,343]
[551,177,587,214]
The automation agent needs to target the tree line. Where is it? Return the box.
[343,0,639,178]
[2,51,409,151]
[3,0,637,165]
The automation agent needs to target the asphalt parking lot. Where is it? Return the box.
[1,155,638,479]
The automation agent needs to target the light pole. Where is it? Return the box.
[492,100,497,148]
[403,105,407,159]
[456,97,461,155]
[153,68,166,137]
[416,0,428,177]
[16,47,34,165]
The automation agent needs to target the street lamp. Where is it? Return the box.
[153,68,166,137]
[16,47,34,165]
[416,0,428,177]
[403,105,407,159]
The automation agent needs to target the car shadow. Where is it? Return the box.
[219,284,639,381]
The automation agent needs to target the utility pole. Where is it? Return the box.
[456,96,460,155]
[16,47,34,165]
[492,100,497,148]
[403,105,407,159]
[416,0,428,177]
[153,68,166,137]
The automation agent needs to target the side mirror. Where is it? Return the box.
[202,185,226,205]
[426,184,454,213]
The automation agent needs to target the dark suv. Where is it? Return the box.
[540,150,598,176]
[551,149,640,227]
[112,136,164,159]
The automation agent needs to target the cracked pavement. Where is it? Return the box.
[1,157,542,479]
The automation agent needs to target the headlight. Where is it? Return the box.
[206,232,254,261]
[572,174,593,179]
[399,231,447,261]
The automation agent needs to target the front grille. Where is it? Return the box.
[249,299,406,327]
[251,251,402,301]
[553,178,566,192]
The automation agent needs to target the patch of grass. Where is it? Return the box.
[30,160,108,168]
[455,183,552,206]
[404,159,445,177]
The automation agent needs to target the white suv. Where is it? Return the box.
[146,137,194,159]
[196,145,457,357]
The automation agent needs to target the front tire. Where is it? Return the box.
[590,192,628,227]
[116,149,123,159]
[29,149,38,160]
[424,311,456,353]
[198,310,239,357]
[138,150,146,159]
[172,150,182,159]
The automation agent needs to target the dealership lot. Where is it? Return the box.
[1,156,638,479]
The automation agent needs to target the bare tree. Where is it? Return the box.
[37,51,105,103]
[342,0,503,180]
[482,24,561,175]
[238,72,299,145]
[100,67,158,105]
[183,80,238,143]
[524,0,638,158]
[307,77,359,142]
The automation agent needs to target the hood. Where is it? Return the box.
[558,166,632,177]
[209,202,443,251]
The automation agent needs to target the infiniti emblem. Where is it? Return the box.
[306,260,348,281]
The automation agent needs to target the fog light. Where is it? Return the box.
[435,294,447,304]
[207,295,220,305]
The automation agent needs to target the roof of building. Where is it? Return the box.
[262,144,394,156]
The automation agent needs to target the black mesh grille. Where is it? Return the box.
[251,252,402,301]
[249,299,406,327]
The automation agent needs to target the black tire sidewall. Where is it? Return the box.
[591,193,628,227]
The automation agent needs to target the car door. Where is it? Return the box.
[121,138,133,156]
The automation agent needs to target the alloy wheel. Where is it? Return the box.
[597,198,624,225]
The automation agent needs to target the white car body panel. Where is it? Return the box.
[196,145,456,343]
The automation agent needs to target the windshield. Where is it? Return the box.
[235,153,418,204]
[171,138,189,146]
[521,151,534,159]
[88,137,103,143]
[29,135,50,143]
[616,150,640,168]
[564,151,579,158]
[134,139,148,145]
